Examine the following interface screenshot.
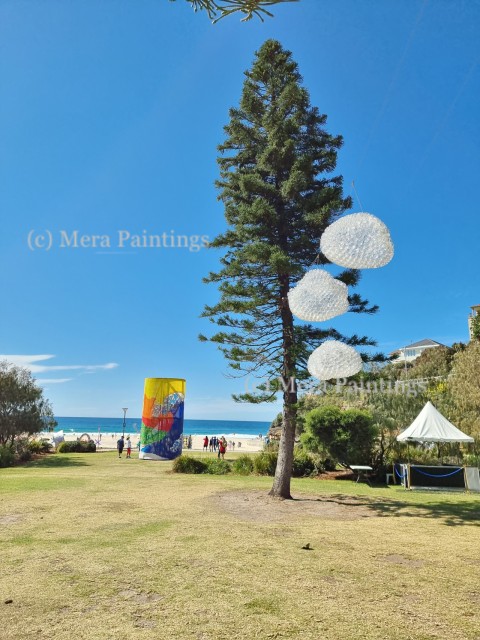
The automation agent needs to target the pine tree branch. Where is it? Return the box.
[170,1,299,22]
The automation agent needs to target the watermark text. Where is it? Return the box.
[27,229,210,253]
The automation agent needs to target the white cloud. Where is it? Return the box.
[0,355,119,379]
[35,378,73,385]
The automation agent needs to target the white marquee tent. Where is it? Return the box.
[397,401,474,443]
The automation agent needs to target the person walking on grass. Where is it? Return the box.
[117,436,124,458]
[125,436,132,458]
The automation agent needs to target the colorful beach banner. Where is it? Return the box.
[139,378,186,460]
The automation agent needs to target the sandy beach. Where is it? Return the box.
[43,431,265,453]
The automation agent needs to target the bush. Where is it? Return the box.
[253,451,278,476]
[0,445,15,468]
[291,450,324,477]
[172,455,207,474]
[57,440,96,453]
[0,438,53,467]
[232,454,254,475]
[14,438,33,462]
[27,440,44,454]
[263,439,279,452]
[462,453,480,467]
[28,439,53,454]
[204,458,231,475]
[301,405,377,465]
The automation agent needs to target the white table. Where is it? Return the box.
[349,465,373,485]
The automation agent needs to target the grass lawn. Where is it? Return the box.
[1,451,479,640]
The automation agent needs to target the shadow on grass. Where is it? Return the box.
[291,492,480,527]
[366,496,480,527]
[24,455,90,468]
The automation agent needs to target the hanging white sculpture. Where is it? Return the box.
[288,269,349,322]
[307,340,363,380]
[320,212,394,269]
[287,209,393,380]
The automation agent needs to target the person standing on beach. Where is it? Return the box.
[117,436,124,458]
[203,436,209,452]
[125,436,132,458]
[218,439,226,460]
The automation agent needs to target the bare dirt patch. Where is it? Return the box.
[0,514,24,525]
[377,554,425,568]
[212,490,377,523]
[117,588,163,604]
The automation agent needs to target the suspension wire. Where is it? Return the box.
[313,3,428,265]
[351,180,364,212]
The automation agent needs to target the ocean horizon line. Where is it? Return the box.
[53,416,272,437]
[54,416,271,423]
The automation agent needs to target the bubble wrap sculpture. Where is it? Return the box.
[320,212,394,269]
[307,340,363,380]
[288,269,349,322]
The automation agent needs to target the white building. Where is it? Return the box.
[390,339,446,363]
[468,304,480,340]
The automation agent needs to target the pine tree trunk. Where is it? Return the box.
[270,276,297,499]
[269,393,297,499]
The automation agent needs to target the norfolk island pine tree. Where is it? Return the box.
[200,40,384,499]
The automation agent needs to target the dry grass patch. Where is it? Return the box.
[1,451,479,640]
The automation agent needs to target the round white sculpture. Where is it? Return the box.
[307,341,363,380]
[320,212,394,269]
[288,269,349,322]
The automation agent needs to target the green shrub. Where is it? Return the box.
[291,450,323,477]
[232,454,254,475]
[172,455,207,474]
[204,458,231,475]
[263,440,279,452]
[40,439,53,453]
[253,451,278,476]
[27,440,44,454]
[407,448,441,465]
[14,439,33,462]
[301,405,377,465]
[57,440,96,453]
[0,445,15,468]
[28,439,53,454]
[462,454,480,467]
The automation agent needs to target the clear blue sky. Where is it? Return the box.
[1,0,478,420]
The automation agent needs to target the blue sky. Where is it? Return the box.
[0,0,478,421]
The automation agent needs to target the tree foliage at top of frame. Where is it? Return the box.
[170,0,299,22]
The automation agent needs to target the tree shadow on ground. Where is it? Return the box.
[24,455,90,468]
[292,493,480,527]
[367,496,480,527]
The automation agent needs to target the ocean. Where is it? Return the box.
[54,417,271,438]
